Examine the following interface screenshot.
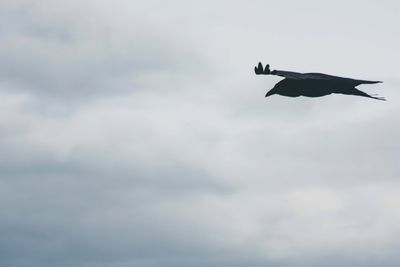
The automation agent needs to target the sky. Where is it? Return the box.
[1,0,400,266]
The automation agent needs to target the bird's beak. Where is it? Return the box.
[265,89,275,98]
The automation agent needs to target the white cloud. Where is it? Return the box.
[1,1,400,267]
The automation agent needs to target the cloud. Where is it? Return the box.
[1,1,400,267]
[0,0,208,102]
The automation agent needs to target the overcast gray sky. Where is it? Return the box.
[1,0,400,266]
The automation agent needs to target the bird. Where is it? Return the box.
[255,62,385,101]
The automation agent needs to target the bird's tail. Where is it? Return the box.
[341,87,386,101]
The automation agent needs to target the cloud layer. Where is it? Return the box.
[1,1,400,266]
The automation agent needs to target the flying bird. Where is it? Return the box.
[255,63,385,101]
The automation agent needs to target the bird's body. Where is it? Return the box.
[255,63,385,101]
[272,79,336,97]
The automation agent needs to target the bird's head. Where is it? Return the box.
[265,87,277,98]
[265,79,295,98]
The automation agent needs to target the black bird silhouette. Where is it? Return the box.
[255,62,385,101]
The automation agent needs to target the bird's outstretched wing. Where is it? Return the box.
[254,62,271,74]
[255,62,382,85]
